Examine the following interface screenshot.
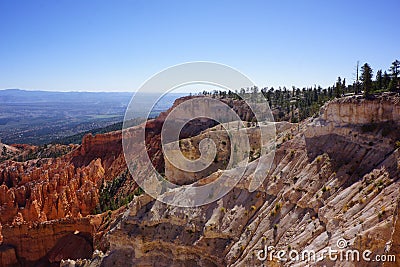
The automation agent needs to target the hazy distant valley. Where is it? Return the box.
[0,89,184,145]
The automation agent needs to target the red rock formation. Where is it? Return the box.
[0,244,18,266]
[1,217,94,265]
[71,131,124,179]
[0,95,264,265]
[0,158,103,224]
[0,128,129,265]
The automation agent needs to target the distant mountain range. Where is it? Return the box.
[0,88,133,103]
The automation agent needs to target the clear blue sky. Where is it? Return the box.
[0,0,399,92]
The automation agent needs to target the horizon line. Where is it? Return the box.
[0,88,194,94]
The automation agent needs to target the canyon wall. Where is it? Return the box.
[93,94,400,267]
[1,218,94,265]
[0,95,258,265]
[0,122,129,265]
[320,94,400,126]
[2,94,400,266]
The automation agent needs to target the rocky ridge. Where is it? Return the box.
[0,95,259,266]
[1,94,400,266]
[0,131,127,266]
[88,94,400,266]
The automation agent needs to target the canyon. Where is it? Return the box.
[0,95,260,266]
[84,93,400,266]
[0,93,400,266]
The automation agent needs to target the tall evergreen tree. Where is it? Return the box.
[375,69,383,91]
[389,60,400,91]
[389,60,400,78]
[355,61,360,94]
[334,77,342,98]
[361,63,373,97]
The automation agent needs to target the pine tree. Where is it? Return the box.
[334,77,342,98]
[375,69,383,91]
[361,63,373,97]
[389,60,400,91]
[342,78,346,92]
[389,60,400,78]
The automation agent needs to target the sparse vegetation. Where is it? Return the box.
[134,187,144,196]
[274,202,282,213]
[214,154,219,163]
[375,180,384,187]
[378,210,385,219]
[12,144,74,162]
[95,169,136,214]
[395,140,400,149]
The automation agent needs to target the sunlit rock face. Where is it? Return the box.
[91,94,400,267]
[0,95,258,265]
[320,94,400,125]
[1,94,400,266]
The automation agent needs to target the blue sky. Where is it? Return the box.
[0,0,399,92]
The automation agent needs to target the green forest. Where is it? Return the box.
[200,60,400,122]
